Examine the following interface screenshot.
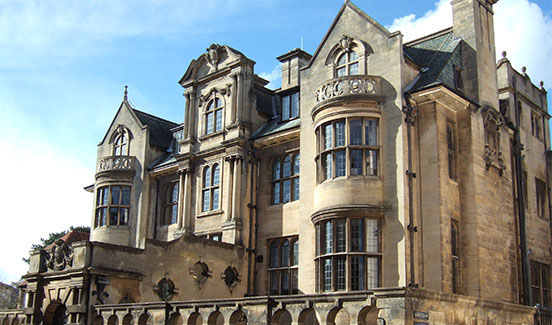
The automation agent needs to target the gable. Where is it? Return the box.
[179,44,253,85]
[99,100,144,146]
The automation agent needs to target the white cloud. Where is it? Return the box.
[259,64,282,90]
[387,0,552,93]
[387,0,453,42]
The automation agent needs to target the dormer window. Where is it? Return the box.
[114,130,129,156]
[281,92,299,121]
[206,97,223,134]
[336,51,359,77]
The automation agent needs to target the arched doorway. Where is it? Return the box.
[43,301,67,325]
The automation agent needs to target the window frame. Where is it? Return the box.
[95,185,131,227]
[447,121,457,181]
[316,118,379,183]
[531,260,551,306]
[113,129,130,156]
[335,50,360,78]
[201,163,221,213]
[315,217,381,292]
[536,178,547,219]
[268,236,299,295]
[271,153,300,205]
[205,96,224,135]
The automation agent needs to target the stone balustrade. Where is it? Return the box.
[315,75,382,105]
[97,155,136,173]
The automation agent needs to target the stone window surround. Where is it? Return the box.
[109,125,133,156]
[314,216,381,292]
[95,185,132,228]
[446,120,458,181]
[324,35,371,79]
[315,117,379,183]
[267,235,299,295]
[199,161,222,214]
[202,94,226,137]
[271,152,300,205]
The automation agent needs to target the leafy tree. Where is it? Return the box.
[22,226,90,264]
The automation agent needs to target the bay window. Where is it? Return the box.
[95,185,131,227]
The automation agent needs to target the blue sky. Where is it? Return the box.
[0,0,551,283]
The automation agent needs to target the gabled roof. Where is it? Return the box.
[132,108,179,149]
[403,28,461,92]
[304,1,393,70]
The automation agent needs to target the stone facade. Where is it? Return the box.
[2,0,551,324]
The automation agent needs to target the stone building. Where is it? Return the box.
[1,0,551,324]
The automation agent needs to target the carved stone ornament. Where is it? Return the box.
[221,266,241,290]
[338,35,354,52]
[153,278,177,301]
[189,261,212,288]
[482,106,506,175]
[45,239,73,271]
[206,44,222,70]
[92,276,110,304]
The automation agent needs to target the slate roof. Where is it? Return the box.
[251,93,301,139]
[132,108,179,149]
[403,28,462,92]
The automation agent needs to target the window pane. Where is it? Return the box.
[122,186,131,205]
[283,180,291,203]
[100,208,107,226]
[325,221,333,254]
[293,178,300,201]
[292,240,299,266]
[337,53,346,66]
[109,208,119,225]
[281,270,290,295]
[283,156,292,177]
[350,119,362,145]
[212,164,220,186]
[273,159,281,180]
[96,188,104,206]
[335,120,345,146]
[365,119,378,146]
[366,219,379,253]
[206,112,214,134]
[215,110,222,132]
[336,150,346,177]
[291,269,298,294]
[291,93,299,118]
[351,149,363,175]
[102,188,109,205]
[270,271,279,295]
[367,257,379,289]
[294,154,300,175]
[324,153,333,180]
[120,208,129,225]
[215,97,222,108]
[351,219,363,252]
[111,186,120,205]
[210,188,218,210]
[351,256,365,290]
[349,51,358,61]
[336,220,346,253]
[207,101,214,111]
[281,240,290,267]
[203,167,211,188]
[349,62,359,75]
[171,184,179,203]
[324,124,333,150]
[171,206,177,224]
[202,190,210,212]
[336,257,346,291]
[270,241,279,268]
[366,149,378,176]
[282,95,290,121]
[272,182,280,205]
[324,258,332,291]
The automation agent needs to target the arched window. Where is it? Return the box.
[336,51,359,77]
[268,236,299,295]
[163,182,179,225]
[202,164,220,212]
[271,153,300,205]
[114,130,129,156]
[206,97,223,135]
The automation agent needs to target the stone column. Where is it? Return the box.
[224,156,235,221]
[182,167,193,234]
[177,169,186,229]
[231,155,243,222]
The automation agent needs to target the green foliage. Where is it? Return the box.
[22,226,90,264]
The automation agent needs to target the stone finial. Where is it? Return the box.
[501,51,507,59]
[521,66,527,75]
[124,85,128,101]
[540,81,545,90]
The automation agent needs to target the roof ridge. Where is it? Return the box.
[132,108,179,127]
[404,27,453,47]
